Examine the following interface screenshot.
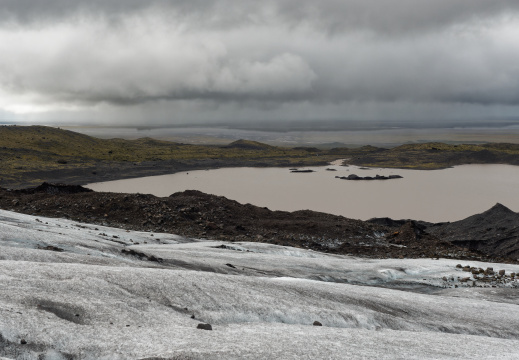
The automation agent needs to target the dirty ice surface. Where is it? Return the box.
[1,210,518,359]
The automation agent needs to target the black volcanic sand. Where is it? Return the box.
[1,183,516,263]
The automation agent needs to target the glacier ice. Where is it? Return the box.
[0,209,518,359]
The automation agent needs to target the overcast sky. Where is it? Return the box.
[1,0,519,128]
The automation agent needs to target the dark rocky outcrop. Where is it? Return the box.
[367,218,408,228]
[20,182,93,195]
[388,222,426,244]
[427,203,519,260]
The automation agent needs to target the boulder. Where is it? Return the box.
[197,323,212,330]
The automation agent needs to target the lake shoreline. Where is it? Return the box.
[5,126,519,189]
[3,156,337,190]
[87,163,519,223]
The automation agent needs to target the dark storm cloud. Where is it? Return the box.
[2,0,519,34]
[0,0,519,123]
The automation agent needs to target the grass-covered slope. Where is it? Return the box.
[0,125,314,161]
[3,125,519,187]
[345,142,519,169]
[0,125,334,187]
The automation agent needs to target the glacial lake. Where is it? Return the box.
[87,163,519,222]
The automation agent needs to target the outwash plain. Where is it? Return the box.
[1,125,519,359]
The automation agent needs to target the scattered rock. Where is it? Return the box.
[39,245,64,252]
[197,323,212,330]
[313,321,322,326]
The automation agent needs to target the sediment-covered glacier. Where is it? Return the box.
[1,209,518,359]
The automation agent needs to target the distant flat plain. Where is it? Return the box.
[63,124,519,147]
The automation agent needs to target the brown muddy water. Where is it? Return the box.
[87,163,519,222]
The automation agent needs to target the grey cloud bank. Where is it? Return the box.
[0,1,518,126]
[3,0,519,33]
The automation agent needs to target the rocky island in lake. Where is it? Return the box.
[336,174,403,180]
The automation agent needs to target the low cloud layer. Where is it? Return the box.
[1,1,519,125]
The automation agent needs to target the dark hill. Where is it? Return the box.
[427,203,519,259]
[223,139,275,150]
